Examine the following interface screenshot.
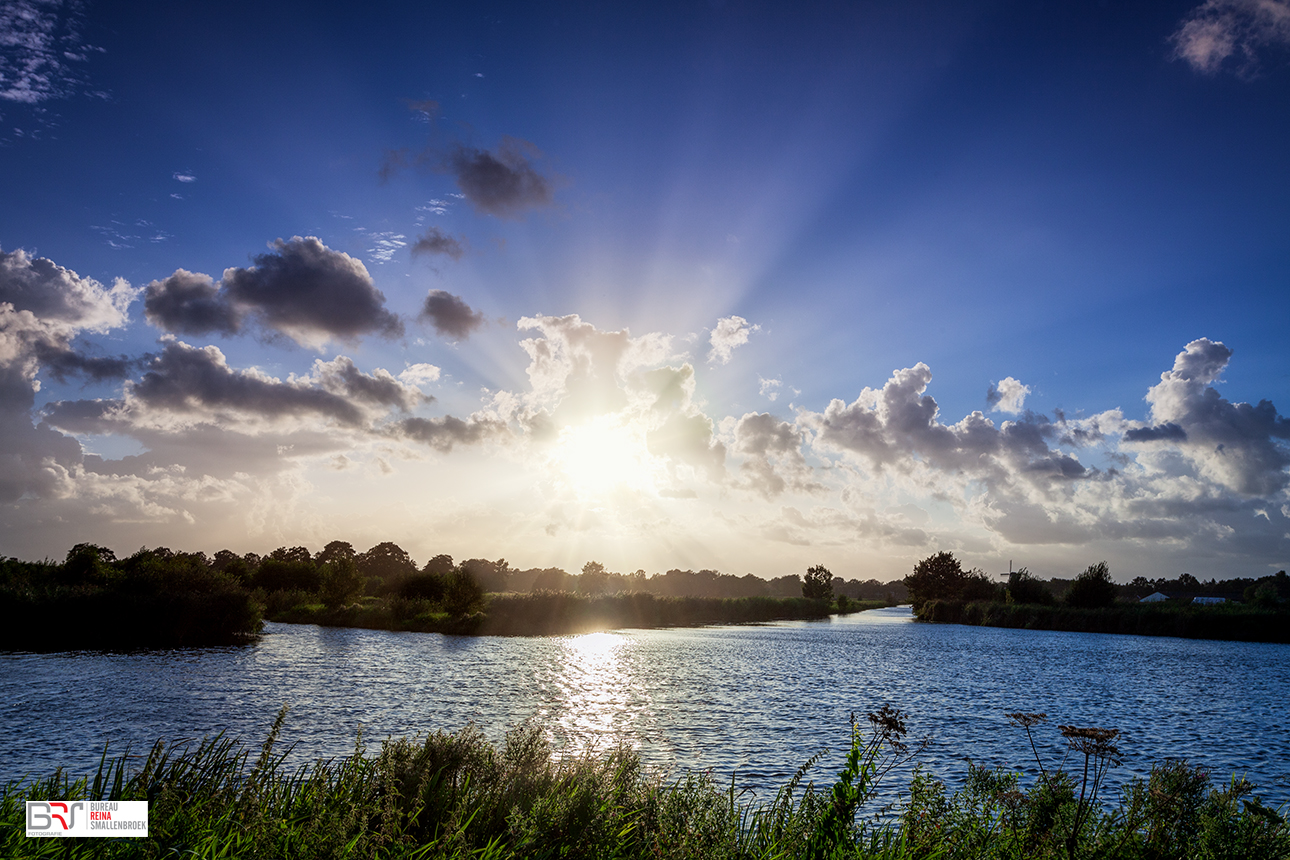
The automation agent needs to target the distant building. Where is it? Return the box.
[1140,592,1169,603]
[1192,596,1226,605]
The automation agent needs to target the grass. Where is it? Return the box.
[4,707,1286,859]
[267,592,884,636]
[916,598,1290,644]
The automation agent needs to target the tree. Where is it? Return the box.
[803,564,834,600]
[315,541,356,568]
[270,546,313,565]
[423,554,455,576]
[320,558,365,608]
[1006,567,1054,606]
[1065,561,1117,609]
[580,561,609,595]
[358,542,417,584]
[905,551,966,611]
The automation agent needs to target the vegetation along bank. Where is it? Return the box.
[903,551,1290,644]
[3,706,1285,859]
[0,542,902,648]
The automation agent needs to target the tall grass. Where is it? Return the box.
[3,707,1286,859]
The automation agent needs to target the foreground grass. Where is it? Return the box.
[268,592,883,636]
[4,708,1287,860]
[916,598,1290,644]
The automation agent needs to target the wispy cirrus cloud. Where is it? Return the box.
[1171,0,1290,74]
[0,0,103,105]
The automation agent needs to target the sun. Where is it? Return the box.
[551,415,658,498]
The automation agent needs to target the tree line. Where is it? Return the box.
[903,551,1289,613]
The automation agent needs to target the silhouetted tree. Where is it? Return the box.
[802,564,834,600]
[423,554,455,576]
[530,568,572,592]
[1006,567,1055,606]
[580,561,609,595]
[316,540,357,568]
[320,557,365,608]
[1065,561,1117,609]
[905,551,966,611]
[270,546,313,565]
[461,558,510,592]
[61,543,117,585]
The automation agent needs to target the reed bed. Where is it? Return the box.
[918,598,1290,644]
[4,706,1287,859]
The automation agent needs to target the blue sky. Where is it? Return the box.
[2,0,1288,581]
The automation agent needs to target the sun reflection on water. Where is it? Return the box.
[540,632,654,757]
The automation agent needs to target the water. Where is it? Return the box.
[3,608,1288,805]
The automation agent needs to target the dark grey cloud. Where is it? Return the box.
[393,414,504,452]
[420,289,485,339]
[144,269,241,336]
[223,236,403,345]
[144,237,402,348]
[1123,422,1188,443]
[314,356,425,412]
[447,137,554,218]
[129,341,367,426]
[33,342,146,384]
[411,227,465,261]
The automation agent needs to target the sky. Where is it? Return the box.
[1,0,1288,583]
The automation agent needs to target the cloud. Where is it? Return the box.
[1,247,135,329]
[33,342,145,384]
[143,237,403,349]
[411,227,465,260]
[391,414,505,452]
[1171,0,1290,74]
[759,376,782,401]
[311,356,426,412]
[447,137,554,218]
[707,315,759,364]
[730,412,818,498]
[0,248,137,502]
[420,289,485,339]
[804,362,1089,489]
[987,376,1031,414]
[144,269,242,336]
[172,172,196,182]
[399,363,441,388]
[0,0,100,104]
[1129,338,1290,496]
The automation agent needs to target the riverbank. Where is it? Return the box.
[4,708,1286,859]
[269,591,884,636]
[916,598,1290,643]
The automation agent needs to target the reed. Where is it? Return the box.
[3,707,1286,859]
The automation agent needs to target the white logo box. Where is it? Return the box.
[26,801,149,838]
